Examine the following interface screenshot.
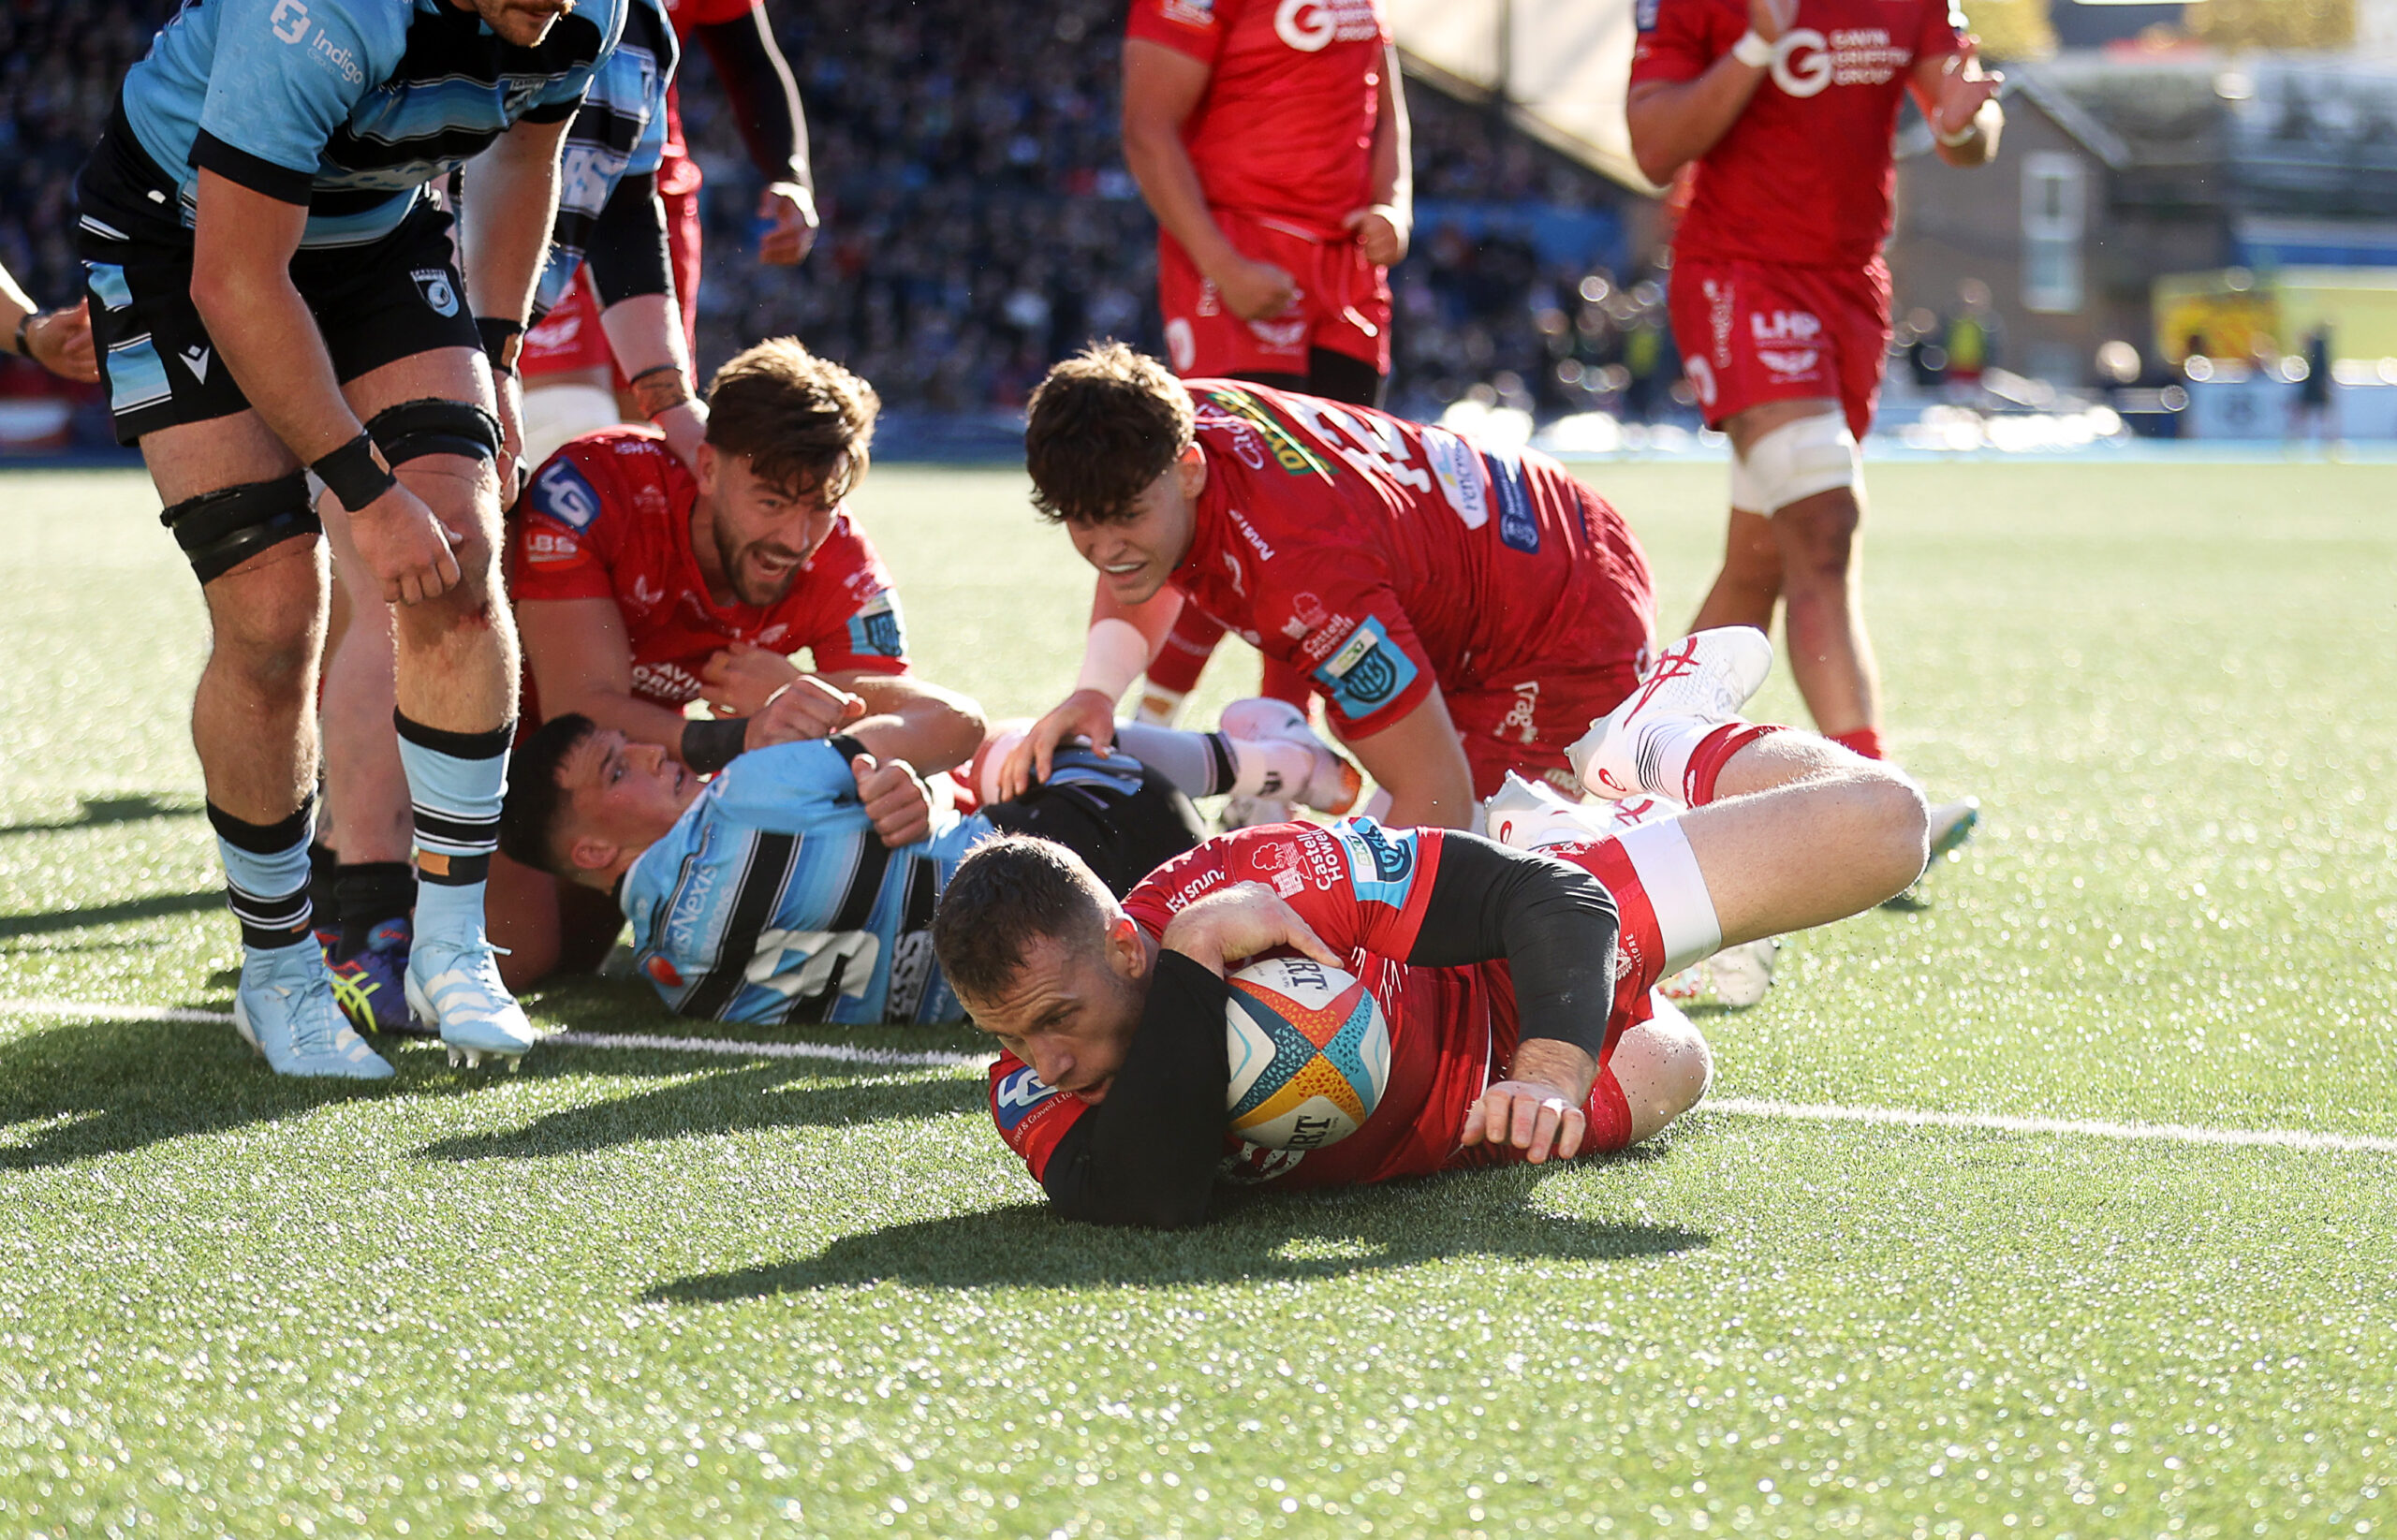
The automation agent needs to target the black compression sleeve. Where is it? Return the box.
[1408,832,1620,1059]
[1037,951,1230,1228]
[691,10,806,183]
[583,172,674,309]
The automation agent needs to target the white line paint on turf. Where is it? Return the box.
[7,997,2396,1151]
[1704,1097,2397,1156]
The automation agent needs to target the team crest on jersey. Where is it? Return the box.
[410,269,461,317]
[993,1065,1065,1131]
[1331,818,1419,910]
[1312,615,1416,718]
[846,590,906,658]
[530,458,603,530]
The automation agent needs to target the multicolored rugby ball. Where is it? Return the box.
[1225,954,1392,1151]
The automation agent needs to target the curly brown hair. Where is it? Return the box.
[704,338,879,503]
[1023,341,1194,524]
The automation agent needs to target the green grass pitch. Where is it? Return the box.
[2,459,2393,1537]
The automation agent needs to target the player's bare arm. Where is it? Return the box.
[2,262,96,384]
[461,116,572,497]
[1005,586,1187,799]
[1344,44,1414,268]
[519,595,723,764]
[1122,38,1297,322]
[601,289,708,467]
[825,674,987,777]
[1156,883,1343,979]
[1912,40,2005,169]
[1625,0,1798,185]
[188,170,461,607]
[690,3,819,266]
[1337,686,1478,830]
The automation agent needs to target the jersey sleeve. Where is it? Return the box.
[793,518,911,677]
[987,1053,1092,1183]
[522,0,627,123]
[190,0,395,203]
[511,443,626,603]
[1125,0,1232,67]
[1628,0,1725,89]
[700,741,864,832]
[1259,565,1434,738]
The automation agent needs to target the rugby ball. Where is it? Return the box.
[1225,954,1391,1151]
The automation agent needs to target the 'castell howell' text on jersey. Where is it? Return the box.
[114,0,628,248]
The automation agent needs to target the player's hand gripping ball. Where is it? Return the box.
[1225,954,1391,1151]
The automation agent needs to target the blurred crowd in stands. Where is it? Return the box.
[0,0,1675,439]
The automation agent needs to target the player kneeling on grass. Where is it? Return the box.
[493,704,1362,1025]
[932,627,1929,1229]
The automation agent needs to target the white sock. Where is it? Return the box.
[1630,715,1724,802]
[1613,818,1723,973]
[1226,737,1316,801]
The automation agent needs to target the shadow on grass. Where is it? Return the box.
[0,794,204,838]
[0,889,221,943]
[0,1015,389,1168]
[648,1165,1708,1298]
[416,1063,982,1162]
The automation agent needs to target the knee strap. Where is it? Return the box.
[160,471,319,585]
[366,397,501,466]
[1736,411,1860,515]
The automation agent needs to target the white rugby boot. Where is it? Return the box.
[406,938,539,1069]
[1486,770,1689,851]
[1567,626,1774,801]
[1218,697,1365,815]
[1658,937,1780,1009]
[1927,797,1981,860]
[231,949,395,1080]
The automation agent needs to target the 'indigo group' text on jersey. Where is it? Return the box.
[117,0,628,247]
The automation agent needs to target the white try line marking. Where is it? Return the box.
[7,997,2395,1154]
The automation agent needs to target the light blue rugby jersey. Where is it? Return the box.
[119,0,628,248]
[533,0,674,320]
[622,741,988,1027]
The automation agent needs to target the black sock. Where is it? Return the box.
[334,861,418,960]
[307,842,341,933]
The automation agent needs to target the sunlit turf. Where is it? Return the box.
[1,460,2392,1536]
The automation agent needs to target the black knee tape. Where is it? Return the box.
[366,398,502,467]
[160,472,319,585]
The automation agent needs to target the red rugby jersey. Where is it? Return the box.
[655,0,757,198]
[1165,380,1647,738]
[1126,0,1390,239]
[508,427,907,728]
[1631,0,1967,269]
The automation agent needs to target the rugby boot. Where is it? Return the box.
[1882,797,1982,910]
[1659,937,1779,1009]
[406,938,539,1070]
[231,948,395,1080]
[1568,626,1773,801]
[1484,771,1612,851]
[1218,697,1365,815]
[328,917,432,1038]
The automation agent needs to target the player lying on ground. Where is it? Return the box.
[494,703,1361,1025]
[1003,343,1658,832]
[934,627,1929,1228]
[76,0,629,1077]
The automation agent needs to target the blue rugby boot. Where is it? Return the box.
[407,938,538,1070]
[329,917,431,1038]
[231,946,395,1080]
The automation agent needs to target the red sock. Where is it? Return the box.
[1145,606,1226,696]
[1684,723,1782,806]
[1830,726,1885,762]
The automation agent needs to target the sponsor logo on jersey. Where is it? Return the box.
[1299,612,1356,664]
[1312,614,1416,718]
[1165,316,1198,372]
[524,529,581,565]
[1246,315,1308,352]
[411,269,461,318]
[1752,309,1823,343]
[1163,865,1228,913]
[993,1065,1065,1131]
[179,345,211,382]
[1479,447,1541,554]
[1290,591,1328,629]
[531,457,603,530]
[1758,348,1823,377]
[1198,390,1329,477]
[632,660,704,705]
[271,0,311,45]
[1274,0,1380,52]
[1772,27,1909,96]
[846,590,906,659]
[1420,426,1489,530]
[1502,679,1540,745]
[1228,508,1275,563]
[1333,817,1418,910]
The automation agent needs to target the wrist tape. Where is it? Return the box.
[311,432,395,512]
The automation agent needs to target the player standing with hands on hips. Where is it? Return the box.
[73,0,627,1077]
[1628,0,1999,862]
